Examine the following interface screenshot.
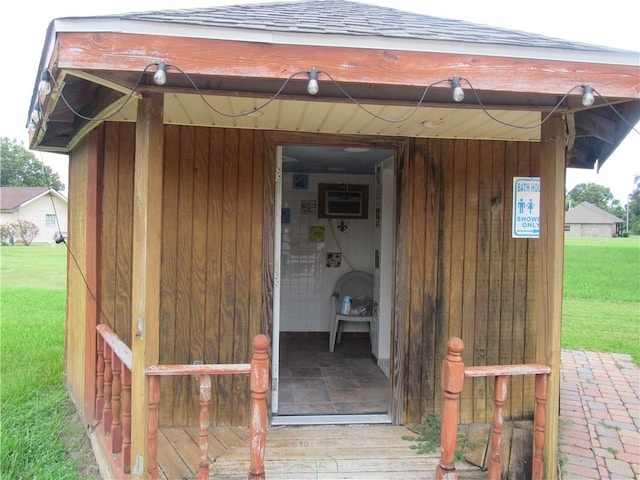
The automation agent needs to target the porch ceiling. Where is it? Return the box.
[108,91,542,143]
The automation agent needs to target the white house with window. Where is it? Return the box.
[0,187,68,243]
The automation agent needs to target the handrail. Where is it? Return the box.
[145,334,270,480]
[436,337,550,480]
[97,323,133,370]
[96,323,133,474]
[95,324,269,480]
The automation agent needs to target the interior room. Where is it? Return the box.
[273,145,396,420]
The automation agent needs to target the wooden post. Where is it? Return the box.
[111,354,123,453]
[130,92,164,479]
[122,366,132,473]
[538,114,565,480]
[487,375,509,480]
[248,334,270,480]
[532,373,548,480]
[197,375,212,480]
[103,343,113,434]
[147,376,161,480]
[436,337,466,480]
[95,333,105,421]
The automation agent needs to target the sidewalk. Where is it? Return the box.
[560,349,640,479]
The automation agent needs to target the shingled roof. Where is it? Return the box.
[0,187,65,211]
[565,201,624,224]
[112,0,624,53]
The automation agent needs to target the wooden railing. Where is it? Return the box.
[145,334,270,480]
[96,323,133,474]
[96,325,269,479]
[436,337,551,480]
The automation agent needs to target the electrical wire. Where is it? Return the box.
[39,61,640,136]
[167,64,310,118]
[40,153,115,328]
[45,64,155,122]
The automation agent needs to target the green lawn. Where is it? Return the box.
[562,236,640,364]
[0,244,98,479]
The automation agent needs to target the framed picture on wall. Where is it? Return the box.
[326,252,342,268]
[301,200,317,214]
[292,173,309,190]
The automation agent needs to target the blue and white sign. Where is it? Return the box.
[512,177,540,238]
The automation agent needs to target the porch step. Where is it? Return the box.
[156,422,532,479]
[196,424,482,479]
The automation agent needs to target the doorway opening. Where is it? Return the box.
[272,144,396,425]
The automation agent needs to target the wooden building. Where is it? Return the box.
[27,1,639,478]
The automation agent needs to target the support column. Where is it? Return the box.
[130,93,164,479]
[538,114,565,480]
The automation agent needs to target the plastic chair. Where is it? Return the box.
[329,271,374,352]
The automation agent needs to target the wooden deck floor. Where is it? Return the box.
[156,421,534,479]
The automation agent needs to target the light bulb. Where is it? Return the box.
[307,68,319,95]
[581,85,595,107]
[38,70,51,96]
[451,76,464,102]
[153,62,167,86]
[30,108,40,125]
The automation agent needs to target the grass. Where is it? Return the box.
[562,236,640,364]
[0,244,98,480]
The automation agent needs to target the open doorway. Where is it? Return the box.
[272,144,396,424]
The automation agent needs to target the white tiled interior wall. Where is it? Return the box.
[280,172,375,332]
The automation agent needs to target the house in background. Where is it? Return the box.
[0,187,68,243]
[25,0,639,478]
[565,201,624,237]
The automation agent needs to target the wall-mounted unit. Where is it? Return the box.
[318,183,369,219]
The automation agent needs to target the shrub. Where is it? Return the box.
[0,223,16,245]
[14,219,39,246]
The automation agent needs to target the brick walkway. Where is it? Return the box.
[560,349,640,479]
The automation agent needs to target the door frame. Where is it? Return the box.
[264,132,410,424]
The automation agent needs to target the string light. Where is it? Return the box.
[450,76,465,102]
[153,62,167,86]
[34,63,640,135]
[307,68,319,95]
[38,70,52,96]
[581,85,595,107]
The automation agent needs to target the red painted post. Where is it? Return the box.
[103,343,113,434]
[148,375,161,480]
[122,366,132,473]
[248,334,270,480]
[436,337,466,480]
[95,333,105,421]
[111,354,122,453]
[532,373,548,480]
[487,375,509,480]
[197,375,212,480]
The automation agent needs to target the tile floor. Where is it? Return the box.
[276,332,389,415]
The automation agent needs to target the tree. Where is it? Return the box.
[627,175,640,234]
[566,183,615,211]
[0,137,64,191]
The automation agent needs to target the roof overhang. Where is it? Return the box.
[28,19,640,169]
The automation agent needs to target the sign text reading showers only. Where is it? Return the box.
[512,177,540,238]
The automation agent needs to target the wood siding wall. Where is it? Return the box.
[158,126,266,427]
[99,123,266,427]
[397,138,541,425]
[95,123,541,427]
[66,132,102,417]
[100,123,135,350]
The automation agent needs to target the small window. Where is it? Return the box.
[564,224,571,232]
[45,214,56,227]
